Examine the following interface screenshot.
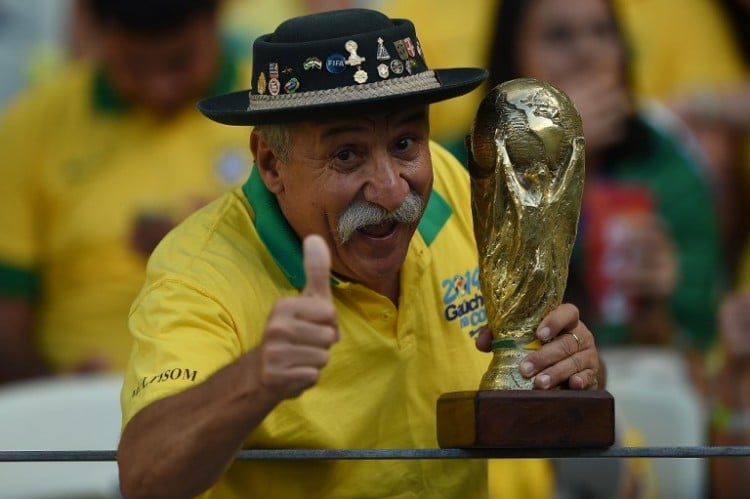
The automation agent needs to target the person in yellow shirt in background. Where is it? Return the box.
[0,0,251,382]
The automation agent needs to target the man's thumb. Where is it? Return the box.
[302,235,332,298]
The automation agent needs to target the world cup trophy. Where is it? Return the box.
[470,78,583,389]
[436,78,614,448]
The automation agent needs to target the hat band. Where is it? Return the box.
[247,71,440,111]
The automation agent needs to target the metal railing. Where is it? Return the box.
[2,446,749,462]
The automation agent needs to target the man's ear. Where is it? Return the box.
[250,130,285,194]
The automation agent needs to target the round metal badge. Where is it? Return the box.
[325,54,346,74]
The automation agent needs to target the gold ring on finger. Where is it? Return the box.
[570,332,583,351]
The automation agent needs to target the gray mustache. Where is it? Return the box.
[337,191,424,243]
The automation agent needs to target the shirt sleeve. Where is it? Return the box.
[120,276,243,428]
[0,91,44,300]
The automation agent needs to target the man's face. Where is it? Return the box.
[271,107,433,295]
[98,15,219,118]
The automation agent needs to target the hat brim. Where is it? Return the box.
[197,68,488,126]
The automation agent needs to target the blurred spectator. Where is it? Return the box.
[614,0,750,273]
[0,0,251,383]
[487,0,724,354]
[662,0,750,284]
[709,291,750,496]
[486,1,732,495]
[591,8,750,494]
[717,0,750,290]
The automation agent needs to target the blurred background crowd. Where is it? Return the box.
[0,0,749,497]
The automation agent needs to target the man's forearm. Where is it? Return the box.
[118,350,279,499]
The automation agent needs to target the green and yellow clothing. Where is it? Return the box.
[0,57,251,372]
[121,142,551,498]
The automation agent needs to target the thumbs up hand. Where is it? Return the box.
[257,235,339,401]
[302,234,334,301]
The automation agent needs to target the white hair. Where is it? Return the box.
[253,124,292,162]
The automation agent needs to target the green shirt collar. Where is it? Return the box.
[92,47,239,113]
[242,165,453,288]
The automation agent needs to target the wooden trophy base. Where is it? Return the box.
[436,390,615,448]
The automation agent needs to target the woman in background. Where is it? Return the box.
[487,0,724,354]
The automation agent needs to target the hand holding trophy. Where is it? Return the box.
[437,78,614,448]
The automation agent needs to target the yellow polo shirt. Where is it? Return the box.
[0,57,251,372]
[122,142,553,498]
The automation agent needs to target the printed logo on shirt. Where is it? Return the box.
[440,265,487,338]
[130,367,199,399]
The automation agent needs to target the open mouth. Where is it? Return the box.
[357,220,397,238]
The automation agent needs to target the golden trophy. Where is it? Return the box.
[436,78,614,448]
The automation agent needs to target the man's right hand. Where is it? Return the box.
[257,235,339,400]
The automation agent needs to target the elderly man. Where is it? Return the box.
[117,9,602,498]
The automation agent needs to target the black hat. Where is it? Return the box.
[198,9,488,125]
